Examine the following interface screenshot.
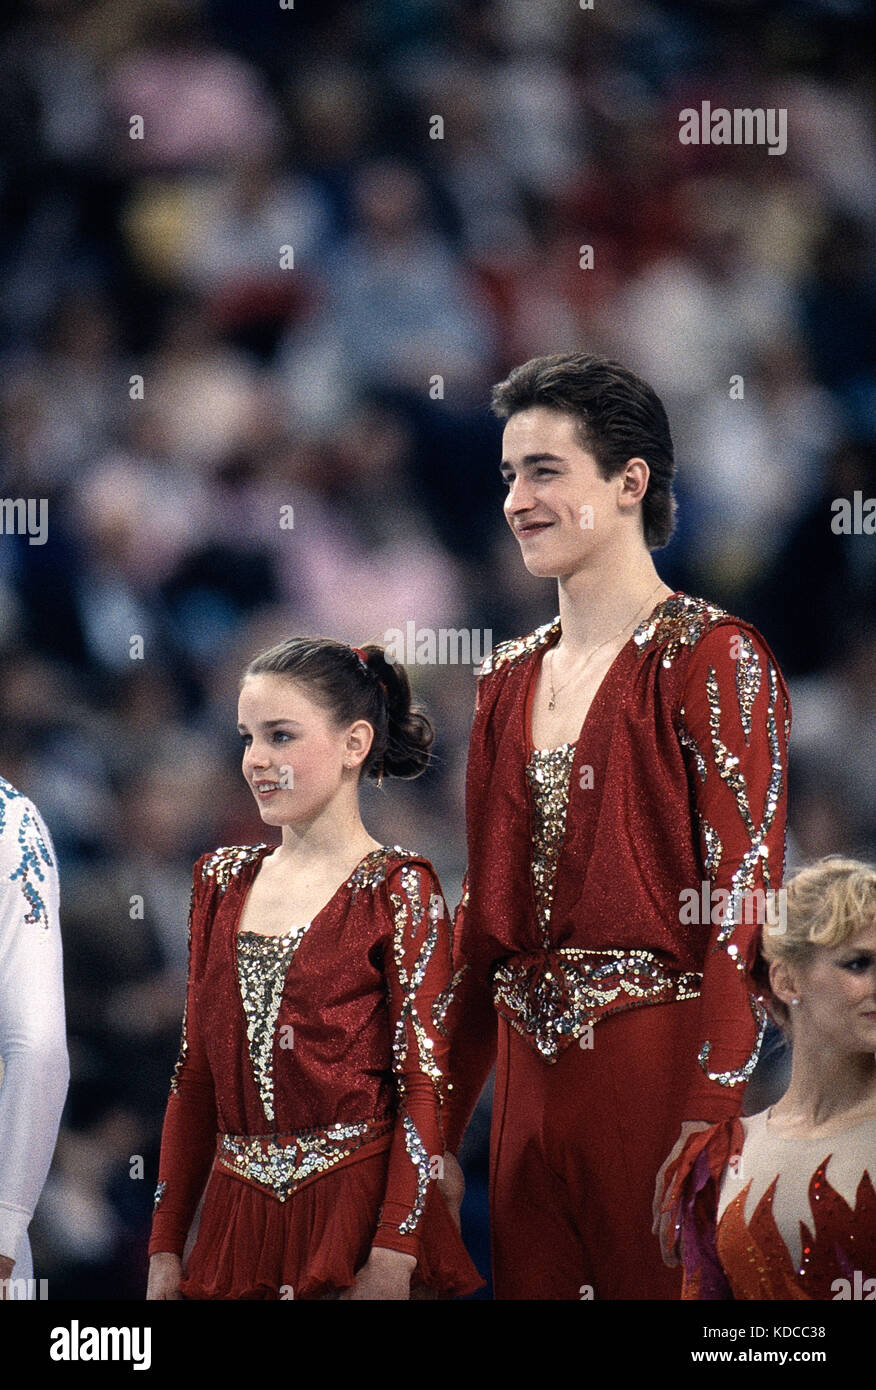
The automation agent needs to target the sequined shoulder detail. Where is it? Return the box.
[477,617,560,678]
[346,845,421,894]
[633,593,728,669]
[201,844,268,893]
[0,780,56,930]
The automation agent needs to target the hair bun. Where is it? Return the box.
[356,644,434,779]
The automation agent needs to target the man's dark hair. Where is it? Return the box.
[490,352,676,549]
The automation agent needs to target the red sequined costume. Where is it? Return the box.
[443,592,791,1299]
[149,844,483,1299]
[663,1111,876,1299]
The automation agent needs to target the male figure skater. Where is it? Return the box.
[443,353,790,1299]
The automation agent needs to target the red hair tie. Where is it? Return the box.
[352,646,389,697]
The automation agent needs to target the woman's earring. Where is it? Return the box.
[790,997,799,1006]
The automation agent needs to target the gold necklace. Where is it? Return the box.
[547,581,667,712]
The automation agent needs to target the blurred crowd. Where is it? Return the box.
[0,0,873,1297]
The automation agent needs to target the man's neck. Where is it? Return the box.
[555,547,671,654]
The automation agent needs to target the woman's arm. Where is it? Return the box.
[0,796,68,1285]
[346,862,453,1298]
[146,863,219,1293]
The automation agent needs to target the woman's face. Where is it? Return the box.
[237,674,372,827]
[784,920,876,1055]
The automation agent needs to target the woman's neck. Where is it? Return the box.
[273,807,379,873]
[772,1042,876,1130]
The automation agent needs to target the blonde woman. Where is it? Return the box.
[663,857,876,1299]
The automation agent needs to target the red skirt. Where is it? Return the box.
[179,1143,484,1300]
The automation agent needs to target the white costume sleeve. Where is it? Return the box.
[0,781,69,1266]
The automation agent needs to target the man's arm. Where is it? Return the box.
[441,874,498,1156]
[654,624,790,1261]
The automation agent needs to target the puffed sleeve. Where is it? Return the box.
[148,858,219,1258]
[0,795,68,1267]
[677,623,790,1124]
[371,861,455,1260]
[661,1117,742,1301]
[441,872,497,1155]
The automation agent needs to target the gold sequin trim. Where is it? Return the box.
[526,743,577,949]
[633,593,727,668]
[492,948,702,1063]
[237,926,312,1126]
[706,665,756,839]
[201,843,267,893]
[387,867,445,1229]
[734,632,762,743]
[477,595,729,683]
[169,881,196,1095]
[698,993,768,1086]
[216,1118,393,1202]
[699,816,723,879]
[399,863,424,934]
[678,711,708,782]
[476,617,559,677]
[704,660,785,948]
[389,879,443,1089]
[432,964,467,1037]
[346,845,417,894]
[398,1114,430,1235]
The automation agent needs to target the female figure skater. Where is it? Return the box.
[146,638,482,1300]
[664,857,876,1299]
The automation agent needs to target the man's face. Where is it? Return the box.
[500,406,628,580]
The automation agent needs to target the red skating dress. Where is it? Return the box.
[664,1110,876,1299]
[148,844,483,1299]
[443,592,792,1299]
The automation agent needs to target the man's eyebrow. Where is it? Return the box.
[499,452,567,469]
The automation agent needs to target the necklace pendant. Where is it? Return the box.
[547,693,555,711]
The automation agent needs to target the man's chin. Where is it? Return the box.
[520,551,573,580]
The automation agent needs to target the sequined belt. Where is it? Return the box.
[492,947,702,1064]
[215,1117,394,1202]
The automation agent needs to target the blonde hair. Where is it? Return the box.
[760,857,876,1030]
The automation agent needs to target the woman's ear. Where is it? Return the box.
[768,957,800,1011]
[344,719,375,771]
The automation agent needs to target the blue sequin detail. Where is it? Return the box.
[0,777,55,929]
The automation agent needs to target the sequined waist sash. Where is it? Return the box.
[492,947,702,1064]
[215,1117,394,1202]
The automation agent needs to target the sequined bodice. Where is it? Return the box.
[236,925,312,1127]
[525,742,577,947]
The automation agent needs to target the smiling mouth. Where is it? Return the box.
[516,521,553,536]
[254,782,281,794]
